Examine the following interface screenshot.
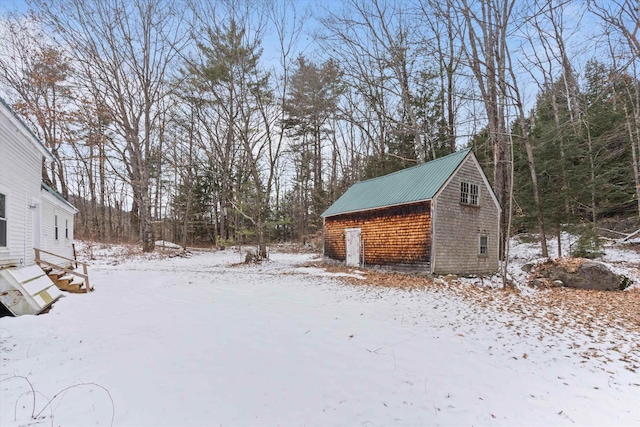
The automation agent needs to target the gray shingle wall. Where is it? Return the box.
[432,156,500,275]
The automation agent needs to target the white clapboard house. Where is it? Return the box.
[0,97,90,315]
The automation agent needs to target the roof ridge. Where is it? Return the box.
[322,148,473,217]
[353,148,471,186]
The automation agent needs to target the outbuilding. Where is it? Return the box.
[322,148,501,275]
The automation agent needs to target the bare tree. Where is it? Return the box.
[452,0,515,260]
[505,46,549,258]
[184,0,308,256]
[417,0,463,153]
[317,0,428,168]
[520,0,588,255]
[0,14,74,198]
[588,0,640,56]
[283,56,342,237]
[589,0,640,218]
[31,0,188,252]
[623,61,640,218]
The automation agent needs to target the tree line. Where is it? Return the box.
[0,0,638,259]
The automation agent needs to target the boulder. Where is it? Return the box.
[540,260,620,291]
[531,278,546,287]
[521,262,535,273]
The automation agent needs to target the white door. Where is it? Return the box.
[345,228,361,267]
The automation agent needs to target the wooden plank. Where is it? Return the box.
[0,267,62,315]
[22,275,56,295]
[63,283,84,293]
[69,276,85,286]
[37,259,87,283]
[35,248,89,268]
[9,265,47,283]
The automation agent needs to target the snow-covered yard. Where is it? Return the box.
[1,243,639,426]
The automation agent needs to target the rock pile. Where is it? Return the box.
[529,258,629,291]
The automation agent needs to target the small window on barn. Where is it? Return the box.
[470,183,479,205]
[460,182,469,203]
[0,193,6,247]
[479,236,488,256]
[65,219,69,239]
[460,182,479,206]
[55,214,58,240]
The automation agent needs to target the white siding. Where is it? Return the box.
[40,191,76,266]
[0,106,44,267]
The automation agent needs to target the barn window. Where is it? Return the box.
[0,193,6,247]
[460,182,479,205]
[479,236,488,256]
[65,219,69,239]
[55,215,58,240]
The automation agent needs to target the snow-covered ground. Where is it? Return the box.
[471,232,640,290]
[1,241,639,426]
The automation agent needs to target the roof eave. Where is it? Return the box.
[322,148,472,218]
[322,198,433,218]
[41,182,78,213]
[0,96,56,162]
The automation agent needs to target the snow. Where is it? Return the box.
[154,240,183,250]
[1,243,640,426]
[496,233,640,291]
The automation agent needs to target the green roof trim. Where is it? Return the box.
[41,182,78,213]
[322,149,472,217]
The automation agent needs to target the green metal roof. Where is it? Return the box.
[322,148,472,217]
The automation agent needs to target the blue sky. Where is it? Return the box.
[0,0,28,13]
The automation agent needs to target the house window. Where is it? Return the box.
[479,235,488,256]
[0,193,6,247]
[55,214,58,240]
[460,182,479,205]
[65,219,69,239]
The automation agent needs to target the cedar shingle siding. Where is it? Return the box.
[322,149,500,275]
[431,156,500,275]
[324,202,431,267]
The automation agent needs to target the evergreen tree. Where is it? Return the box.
[283,56,342,239]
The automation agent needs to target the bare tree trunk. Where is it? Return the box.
[583,120,598,224]
[635,83,640,218]
[624,105,640,217]
[549,91,570,214]
[87,142,97,238]
[99,137,107,239]
[526,1,574,216]
[557,223,562,258]
[549,0,581,130]
[457,0,514,259]
[33,0,186,252]
[506,47,548,257]
[154,112,166,242]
